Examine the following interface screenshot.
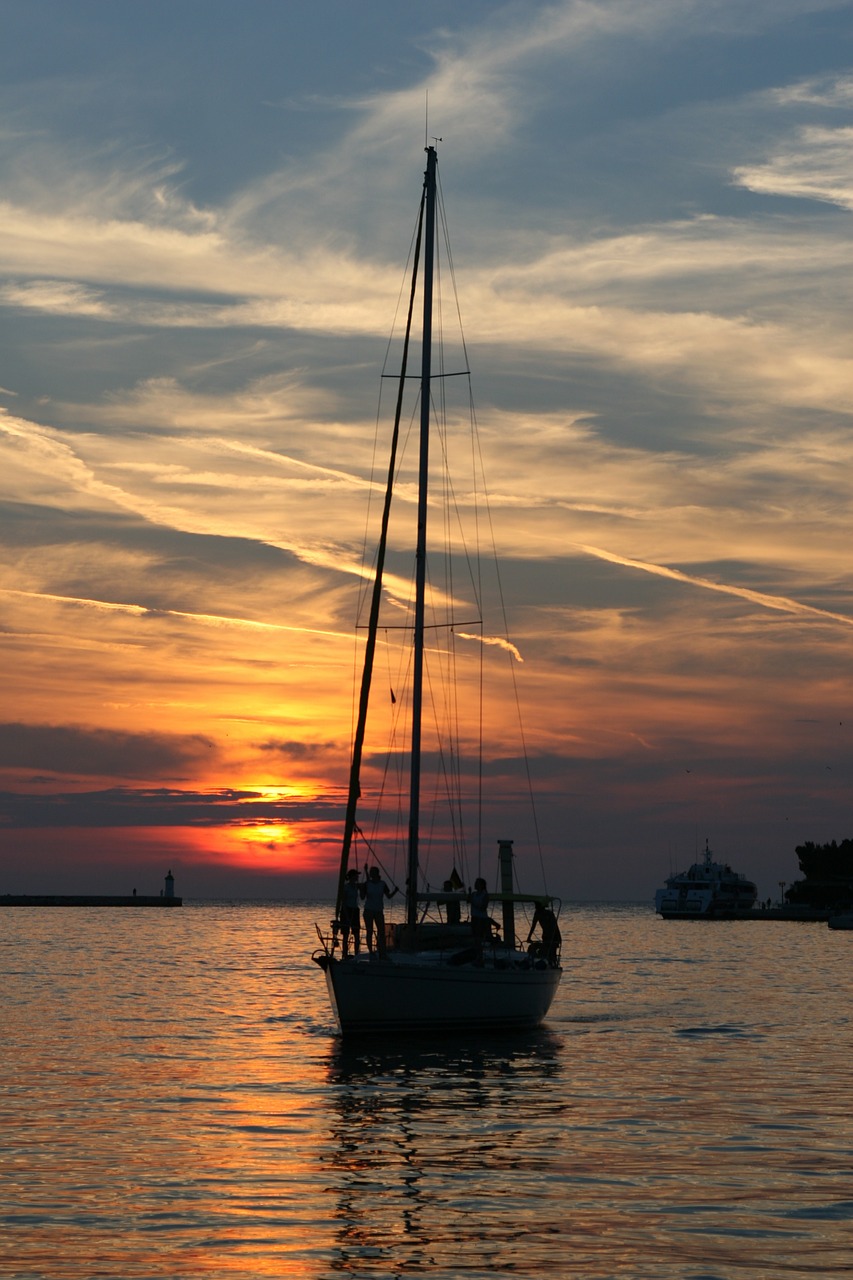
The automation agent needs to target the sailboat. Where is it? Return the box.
[313,145,562,1035]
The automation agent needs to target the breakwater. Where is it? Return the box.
[1,894,182,907]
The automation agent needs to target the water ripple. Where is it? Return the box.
[2,903,851,1279]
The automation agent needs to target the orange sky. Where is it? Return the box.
[2,3,853,901]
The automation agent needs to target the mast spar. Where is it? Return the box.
[407,143,437,930]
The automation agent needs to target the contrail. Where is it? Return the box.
[455,632,524,662]
[0,587,349,640]
[578,544,853,627]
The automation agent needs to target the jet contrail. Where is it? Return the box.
[578,544,853,627]
[455,632,524,662]
[0,587,349,640]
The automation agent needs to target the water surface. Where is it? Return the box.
[2,903,850,1278]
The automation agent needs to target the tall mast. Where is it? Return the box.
[407,143,437,930]
[334,178,426,918]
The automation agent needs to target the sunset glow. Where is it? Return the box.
[2,2,853,900]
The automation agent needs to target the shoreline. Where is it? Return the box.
[0,894,183,908]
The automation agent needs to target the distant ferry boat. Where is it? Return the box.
[655,840,757,918]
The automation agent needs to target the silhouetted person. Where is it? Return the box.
[340,868,361,957]
[361,866,398,958]
[443,878,462,924]
[470,877,491,956]
[532,902,562,966]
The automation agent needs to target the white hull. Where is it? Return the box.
[321,952,561,1034]
[828,913,853,931]
[655,887,756,918]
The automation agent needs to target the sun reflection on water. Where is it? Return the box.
[1,903,851,1279]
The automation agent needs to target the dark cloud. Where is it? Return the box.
[0,722,213,779]
[256,738,335,759]
[0,498,305,594]
[0,785,340,829]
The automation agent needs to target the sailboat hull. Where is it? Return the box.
[321,953,561,1035]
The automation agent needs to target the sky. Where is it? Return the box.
[2,0,852,902]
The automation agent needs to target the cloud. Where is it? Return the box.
[0,279,114,317]
[768,72,853,108]
[3,0,853,898]
[256,739,335,759]
[577,544,853,628]
[0,407,379,590]
[733,125,853,210]
[341,0,845,161]
[0,195,404,335]
[455,631,523,662]
[0,784,339,828]
[0,723,212,780]
[0,585,351,641]
[1,4,845,337]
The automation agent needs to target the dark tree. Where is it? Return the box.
[794,838,853,880]
[786,839,853,908]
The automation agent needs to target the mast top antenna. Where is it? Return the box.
[424,89,442,149]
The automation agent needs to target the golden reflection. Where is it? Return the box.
[318,1034,565,1272]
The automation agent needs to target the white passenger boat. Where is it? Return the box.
[655,840,757,919]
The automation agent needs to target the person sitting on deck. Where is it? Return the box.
[361,866,398,959]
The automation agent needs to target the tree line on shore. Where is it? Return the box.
[786,839,853,908]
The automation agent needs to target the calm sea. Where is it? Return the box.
[1,902,850,1280]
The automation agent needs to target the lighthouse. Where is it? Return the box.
[165,870,175,899]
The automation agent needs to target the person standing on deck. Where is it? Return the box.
[531,902,562,967]
[470,877,491,955]
[340,868,362,957]
[361,866,398,959]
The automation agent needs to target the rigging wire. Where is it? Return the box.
[345,148,550,915]
[436,164,549,893]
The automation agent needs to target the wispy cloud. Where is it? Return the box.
[0,279,114,316]
[733,125,853,210]
[578,544,853,628]
[456,632,524,662]
[3,0,853,896]
[768,72,853,108]
[0,586,352,639]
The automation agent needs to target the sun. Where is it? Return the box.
[237,822,298,852]
[230,782,310,801]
